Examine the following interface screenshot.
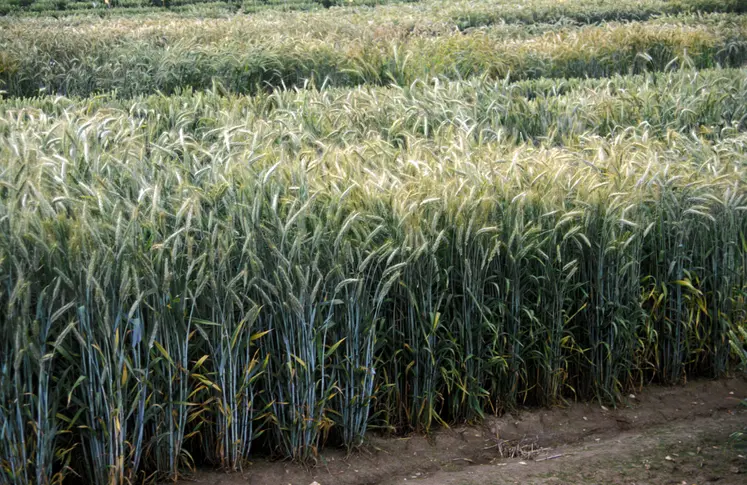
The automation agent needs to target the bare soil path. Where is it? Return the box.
[184,378,747,485]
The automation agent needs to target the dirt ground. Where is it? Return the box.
[184,378,747,485]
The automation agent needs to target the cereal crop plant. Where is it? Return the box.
[0,1,746,484]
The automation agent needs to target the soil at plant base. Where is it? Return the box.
[184,377,747,485]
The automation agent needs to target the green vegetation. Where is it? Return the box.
[2,5,747,97]
[0,0,407,17]
[451,0,747,29]
[1,0,746,484]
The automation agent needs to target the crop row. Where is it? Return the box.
[451,0,747,30]
[2,13,746,97]
[2,0,745,20]
[1,69,746,483]
[0,0,402,16]
[3,68,745,146]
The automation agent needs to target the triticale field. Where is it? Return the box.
[1,0,746,484]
